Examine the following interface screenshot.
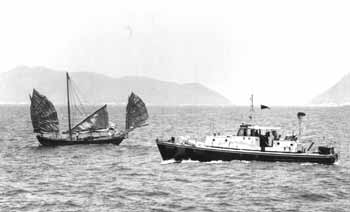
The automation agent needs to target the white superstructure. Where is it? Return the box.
[178,124,308,153]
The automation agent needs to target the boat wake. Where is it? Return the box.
[161,159,210,164]
[205,160,225,164]
[300,162,337,166]
[161,159,251,164]
[239,160,251,164]
[160,159,179,165]
[300,162,319,166]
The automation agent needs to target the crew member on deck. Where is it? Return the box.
[260,134,267,152]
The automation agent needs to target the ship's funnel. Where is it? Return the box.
[297,112,306,141]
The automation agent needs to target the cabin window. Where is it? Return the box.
[272,130,277,140]
[243,129,247,136]
[237,129,244,136]
[250,129,257,136]
[247,129,252,136]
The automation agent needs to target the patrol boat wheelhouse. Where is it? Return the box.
[156,96,338,164]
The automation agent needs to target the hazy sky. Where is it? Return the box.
[1,0,350,105]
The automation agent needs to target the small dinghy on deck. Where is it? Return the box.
[29,73,148,146]
[156,95,338,164]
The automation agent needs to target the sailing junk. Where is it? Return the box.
[29,72,148,146]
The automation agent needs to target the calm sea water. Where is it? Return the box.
[0,105,349,212]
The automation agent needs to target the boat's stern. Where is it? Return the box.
[317,146,339,164]
[334,152,339,163]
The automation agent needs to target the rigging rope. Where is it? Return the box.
[70,79,89,115]
[64,77,86,126]
[67,76,104,127]
[71,79,91,105]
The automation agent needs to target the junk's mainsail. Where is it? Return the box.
[30,89,60,133]
[126,92,149,130]
[71,104,109,133]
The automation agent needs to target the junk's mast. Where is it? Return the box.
[66,72,72,140]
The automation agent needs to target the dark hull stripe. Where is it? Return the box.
[37,135,125,146]
[156,141,338,165]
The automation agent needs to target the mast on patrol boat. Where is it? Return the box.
[249,94,254,122]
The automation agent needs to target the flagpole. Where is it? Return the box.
[249,94,254,122]
[298,118,302,142]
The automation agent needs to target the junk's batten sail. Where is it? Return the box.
[126,92,149,130]
[71,105,109,133]
[30,89,59,133]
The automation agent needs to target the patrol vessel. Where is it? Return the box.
[156,96,338,164]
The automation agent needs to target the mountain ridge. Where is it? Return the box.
[311,73,350,105]
[0,66,232,105]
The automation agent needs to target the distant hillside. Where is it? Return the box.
[311,73,350,105]
[0,66,231,105]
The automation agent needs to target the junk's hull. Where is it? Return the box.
[156,140,338,165]
[37,134,126,146]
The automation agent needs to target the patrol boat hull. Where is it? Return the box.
[156,140,338,165]
[37,134,125,146]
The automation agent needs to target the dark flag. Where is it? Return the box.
[260,104,270,110]
[297,112,306,119]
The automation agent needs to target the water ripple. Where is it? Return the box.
[0,105,350,211]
